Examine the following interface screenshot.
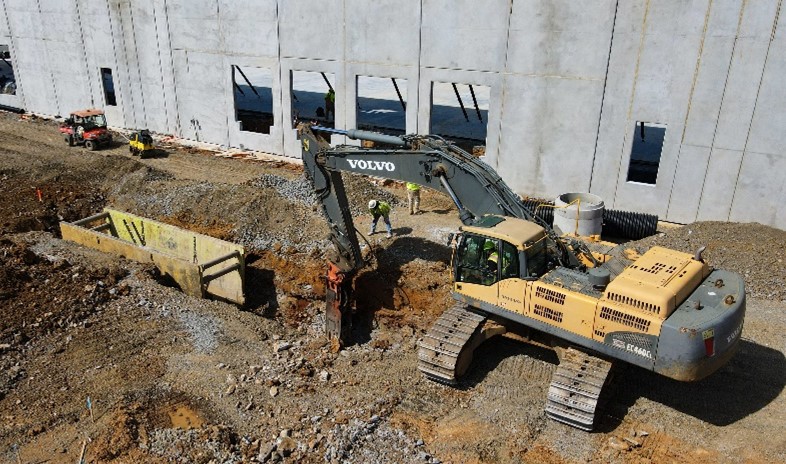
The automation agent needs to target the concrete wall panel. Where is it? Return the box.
[729,151,786,229]
[219,0,279,57]
[666,144,711,223]
[12,37,58,115]
[696,148,742,221]
[172,50,228,144]
[507,0,616,79]
[421,0,509,72]
[497,76,604,197]
[345,0,420,66]
[746,36,786,156]
[279,0,343,61]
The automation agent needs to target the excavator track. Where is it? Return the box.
[418,304,488,384]
[545,347,613,431]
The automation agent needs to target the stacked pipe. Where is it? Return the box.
[521,198,658,240]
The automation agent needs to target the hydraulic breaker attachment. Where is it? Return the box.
[325,262,353,345]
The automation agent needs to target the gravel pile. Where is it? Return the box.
[248,174,318,208]
[633,221,786,301]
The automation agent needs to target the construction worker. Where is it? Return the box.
[483,240,499,284]
[406,182,421,215]
[368,199,393,238]
[325,88,335,121]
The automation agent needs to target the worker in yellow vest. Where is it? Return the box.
[368,199,393,238]
[406,182,421,215]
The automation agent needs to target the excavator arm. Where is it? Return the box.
[299,124,577,343]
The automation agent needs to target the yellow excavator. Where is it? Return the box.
[299,124,745,430]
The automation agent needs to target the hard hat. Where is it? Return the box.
[368,200,378,209]
[484,240,496,251]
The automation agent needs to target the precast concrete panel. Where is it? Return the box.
[589,0,649,205]
[507,0,616,79]
[607,0,713,216]
[420,0,509,72]
[729,151,786,229]
[345,0,420,66]
[666,144,711,223]
[49,40,92,115]
[5,1,40,41]
[680,35,736,148]
[219,0,279,58]
[712,38,772,151]
[172,50,229,145]
[279,0,343,61]
[696,148,742,221]
[167,0,222,52]
[713,0,779,150]
[13,37,59,115]
[746,36,786,156]
[497,75,603,197]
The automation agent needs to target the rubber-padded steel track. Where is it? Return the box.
[418,304,487,384]
[545,348,612,431]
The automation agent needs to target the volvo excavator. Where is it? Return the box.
[298,124,746,430]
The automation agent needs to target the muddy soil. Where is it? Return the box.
[0,112,785,463]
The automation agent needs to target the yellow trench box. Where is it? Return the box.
[60,208,245,305]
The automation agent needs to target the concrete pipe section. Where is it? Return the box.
[553,192,605,237]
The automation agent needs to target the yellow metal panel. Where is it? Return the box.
[528,282,595,339]
[454,281,498,306]
[592,299,664,340]
[498,278,527,314]
[604,246,709,319]
[60,209,245,305]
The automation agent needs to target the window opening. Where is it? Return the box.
[291,70,335,129]
[0,45,16,95]
[232,65,274,134]
[456,235,499,286]
[356,75,407,137]
[430,81,489,155]
[626,122,666,185]
[100,68,116,106]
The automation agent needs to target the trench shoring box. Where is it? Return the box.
[60,209,245,305]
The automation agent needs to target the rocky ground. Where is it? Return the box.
[0,112,785,463]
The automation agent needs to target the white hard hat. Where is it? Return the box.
[368,200,378,209]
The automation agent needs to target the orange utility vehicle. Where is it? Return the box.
[59,108,113,150]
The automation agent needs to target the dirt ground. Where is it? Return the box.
[1,112,785,464]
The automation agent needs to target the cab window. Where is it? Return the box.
[456,234,499,286]
[526,238,546,277]
[501,242,520,280]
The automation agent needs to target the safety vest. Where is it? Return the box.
[406,182,420,191]
[370,201,391,216]
[487,252,499,266]
[326,90,335,103]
